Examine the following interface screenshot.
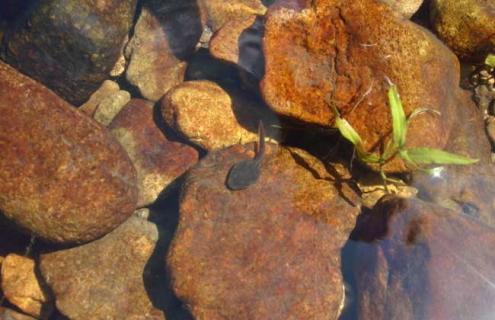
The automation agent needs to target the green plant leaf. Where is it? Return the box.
[335,117,363,147]
[388,85,407,148]
[485,54,495,68]
[401,147,479,165]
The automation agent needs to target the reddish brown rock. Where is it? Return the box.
[209,14,266,83]
[0,0,137,105]
[125,0,203,101]
[261,0,460,172]
[1,254,53,319]
[109,99,199,207]
[349,196,495,319]
[209,15,257,65]
[40,215,167,320]
[430,0,495,60]
[161,80,281,151]
[0,61,138,244]
[168,145,360,319]
[199,0,266,32]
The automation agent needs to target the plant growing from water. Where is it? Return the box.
[331,82,478,192]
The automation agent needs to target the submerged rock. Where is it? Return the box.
[430,0,495,60]
[168,145,360,319]
[1,254,53,319]
[412,90,495,227]
[0,61,138,244]
[125,0,203,101]
[79,80,120,117]
[379,0,424,18]
[348,196,495,319]
[261,0,460,172]
[109,99,199,207]
[0,307,37,320]
[40,215,167,320]
[199,0,267,32]
[93,90,131,126]
[161,80,280,151]
[0,0,137,105]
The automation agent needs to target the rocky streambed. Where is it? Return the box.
[0,0,494,319]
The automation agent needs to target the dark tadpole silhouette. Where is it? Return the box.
[226,121,265,190]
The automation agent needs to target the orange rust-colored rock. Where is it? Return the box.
[109,99,199,207]
[261,0,460,171]
[168,145,360,319]
[350,196,495,319]
[199,0,266,31]
[1,254,53,319]
[161,80,281,151]
[0,61,138,244]
[209,15,258,65]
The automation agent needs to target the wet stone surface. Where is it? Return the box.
[161,80,281,151]
[40,215,169,320]
[346,196,495,320]
[0,61,138,244]
[430,0,495,60]
[124,0,203,101]
[1,254,53,319]
[0,0,137,105]
[109,99,199,207]
[261,0,461,172]
[168,144,360,319]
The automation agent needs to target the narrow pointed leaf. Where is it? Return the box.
[403,147,479,165]
[335,117,363,147]
[388,85,407,148]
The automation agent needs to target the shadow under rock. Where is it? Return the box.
[143,178,194,320]
[141,0,203,61]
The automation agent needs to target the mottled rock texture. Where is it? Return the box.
[79,80,120,117]
[1,255,53,319]
[161,80,280,151]
[109,99,199,207]
[168,145,360,319]
[125,0,203,101]
[199,0,266,32]
[379,0,423,18]
[209,15,258,66]
[93,90,131,126]
[208,14,266,83]
[40,215,167,320]
[430,0,495,60]
[1,0,137,105]
[0,61,138,244]
[0,307,37,320]
[261,0,460,172]
[348,196,495,320]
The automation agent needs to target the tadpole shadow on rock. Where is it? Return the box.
[238,15,266,85]
[143,177,194,320]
